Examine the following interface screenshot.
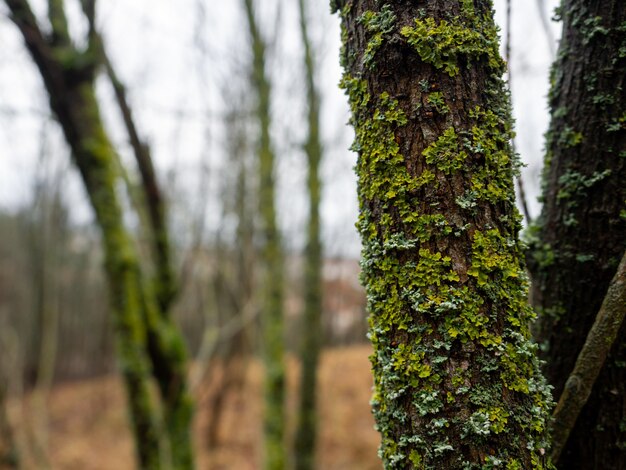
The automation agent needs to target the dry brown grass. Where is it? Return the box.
[8,345,381,469]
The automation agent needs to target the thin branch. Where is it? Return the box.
[551,251,626,462]
[190,299,259,393]
[97,38,178,313]
[47,0,71,46]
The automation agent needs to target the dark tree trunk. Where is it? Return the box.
[335,1,553,468]
[529,1,626,468]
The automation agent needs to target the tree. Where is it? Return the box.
[529,1,626,467]
[294,0,324,468]
[242,0,287,468]
[0,375,19,468]
[333,1,553,467]
[5,1,194,467]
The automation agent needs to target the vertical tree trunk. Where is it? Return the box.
[0,382,19,469]
[294,0,324,468]
[242,1,286,468]
[529,1,626,467]
[334,1,553,467]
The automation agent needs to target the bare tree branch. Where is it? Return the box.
[551,251,626,462]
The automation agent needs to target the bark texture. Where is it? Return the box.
[242,1,286,468]
[335,1,553,468]
[529,1,626,468]
[294,0,324,468]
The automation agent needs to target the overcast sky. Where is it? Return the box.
[0,0,561,257]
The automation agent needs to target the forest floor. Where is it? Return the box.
[6,345,381,469]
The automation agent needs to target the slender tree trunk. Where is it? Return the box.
[529,1,626,467]
[0,382,19,469]
[5,1,195,467]
[294,0,323,469]
[242,1,286,468]
[334,1,554,467]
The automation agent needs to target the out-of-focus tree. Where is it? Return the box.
[528,0,626,467]
[0,371,19,468]
[294,0,323,468]
[334,0,553,467]
[242,0,286,467]
[4,0,195,467]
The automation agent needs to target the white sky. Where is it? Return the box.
[0,0,561,257]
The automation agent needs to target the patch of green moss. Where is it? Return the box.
[401,17,504,77]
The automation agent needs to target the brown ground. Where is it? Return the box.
[7,346,381,469]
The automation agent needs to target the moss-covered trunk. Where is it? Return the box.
[6,1,195,468]
[334,1,553,467]
[242,0,286,468]
[294,0,323,468]
[529,1,626,467]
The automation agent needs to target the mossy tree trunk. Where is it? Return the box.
[334,1,553,468]
[242,0,286,468]
[294,0,323,468]
[5,1,195,468]
[529,1,626,467]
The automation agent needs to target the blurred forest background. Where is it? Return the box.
[0,0,558,468]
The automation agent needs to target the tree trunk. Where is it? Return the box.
[242,1,286,468]
[294,0,324,468]
[334,1,554,467]
[529,1,626,467]
[0,382,19,469]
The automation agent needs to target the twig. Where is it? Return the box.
[551,251,626,462]
[190,299,259,392]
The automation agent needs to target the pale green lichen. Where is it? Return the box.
[359,5,396,68]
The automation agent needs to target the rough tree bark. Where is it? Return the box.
[294,0,324,468]
[242,0,286,468]
[334,1,554,468]
[529,1,626,468]
[5,1,195,468]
